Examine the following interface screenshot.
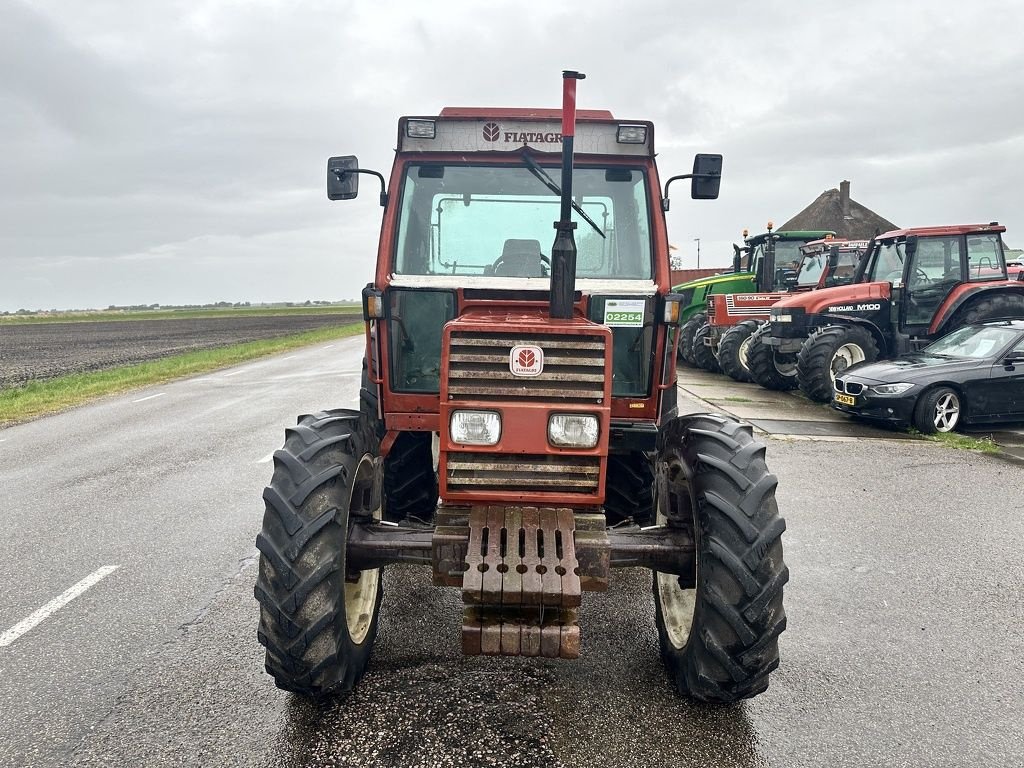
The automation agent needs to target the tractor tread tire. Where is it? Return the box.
[946,292,1024,328]
[679,313,707,365]
[384,432,438,523]
[654,414,787,703]
[691,323,720,373]
[797,325,879,403]
[255,408,381,699]
[747,322,798,391]
[604,452,655,526]
[718,320,760,383]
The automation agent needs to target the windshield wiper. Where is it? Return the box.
[519,150,605,239]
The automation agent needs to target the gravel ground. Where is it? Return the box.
[0,314,358,388]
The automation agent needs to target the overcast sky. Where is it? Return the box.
[3,0,1023,311]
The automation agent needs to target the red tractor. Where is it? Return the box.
[254,73,787,704]
[747,224,1024,400]
[696,238,867,381]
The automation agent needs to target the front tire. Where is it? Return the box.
[653,414,788,703]
[255,409,383,699]
[797,325,880,402]
[747,322,798,391]
[913,386,962,434]
[691,323,720,373]
[679,313,707,365]
[718,320,760,383]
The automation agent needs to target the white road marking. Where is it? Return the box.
[0,565,120,648]
[281,355,298,361]
[257,452,275,463]
[323,344,335,350]
[133,393,166,403]
[0,438,6,443]
[223,370,246,377]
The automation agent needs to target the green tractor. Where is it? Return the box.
[675,225,836,365]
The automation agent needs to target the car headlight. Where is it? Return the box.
[869,382,914,396]
[449,410,501,445]
[548,413,599,448]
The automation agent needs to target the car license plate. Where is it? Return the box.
[834,393,856,406]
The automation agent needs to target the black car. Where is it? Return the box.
[831,320,1024,433]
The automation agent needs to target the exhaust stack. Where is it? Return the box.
[549,70,585,319]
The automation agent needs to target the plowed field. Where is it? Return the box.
[0,313,359,388]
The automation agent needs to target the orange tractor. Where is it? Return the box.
[254,72,787,704]
[696,237,868,381]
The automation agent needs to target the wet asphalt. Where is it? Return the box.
[1,337,1022,767]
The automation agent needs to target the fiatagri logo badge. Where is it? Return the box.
[509,345,544,377]
[482,122,501,142]
[481,123,562,144]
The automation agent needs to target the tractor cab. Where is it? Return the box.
[793,237,868,291]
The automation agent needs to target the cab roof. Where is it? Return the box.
[876,223,1005,240]
[438,107,615,120]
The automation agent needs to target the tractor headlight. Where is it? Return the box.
[869,382,914,396]
[449,410,501,446]
[548,413,599,448]
[773,312,793,323]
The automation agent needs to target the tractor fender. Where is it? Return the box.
[931,283,1024,335]
[812,313,888,356]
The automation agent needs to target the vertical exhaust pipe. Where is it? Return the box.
[550,70,585,319]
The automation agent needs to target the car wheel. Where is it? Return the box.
[913,386,962,434]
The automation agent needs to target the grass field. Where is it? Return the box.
[0,322,363,426]
[0,304,361,324]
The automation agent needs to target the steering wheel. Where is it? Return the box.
[490,252,549,277]
[912,267,934,285]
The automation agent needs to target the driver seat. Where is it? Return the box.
[493,239,544,277]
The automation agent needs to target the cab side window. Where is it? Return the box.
[967,234,1006,281]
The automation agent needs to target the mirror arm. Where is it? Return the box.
[333,168,389,207]
[661,171,720,211]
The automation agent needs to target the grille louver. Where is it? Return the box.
[447,331,606,403]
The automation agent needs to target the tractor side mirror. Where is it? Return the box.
[904,235,918,259]
[827,246,840,270]
[690,154,723,200]
[327,156,360,200]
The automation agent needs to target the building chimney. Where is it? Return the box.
[840,180,851,221]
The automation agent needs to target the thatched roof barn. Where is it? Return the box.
[780,181,897,239]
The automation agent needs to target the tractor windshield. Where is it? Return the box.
[392,163,653,279]
[796,253,825,286]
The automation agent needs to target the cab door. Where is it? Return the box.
[901,235,962,331]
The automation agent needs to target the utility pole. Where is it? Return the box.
[694,237,701,268]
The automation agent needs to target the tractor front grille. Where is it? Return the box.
[446,331,606,403]
[446,452,600,495]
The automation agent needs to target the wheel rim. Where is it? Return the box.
[345,454,381,644]
[654,460,698,650]
[774,354,797,377]
[933,392,961,433]
[738,335,753,371]
[830,343,866,382]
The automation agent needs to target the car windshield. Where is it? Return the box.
[923,325,1021,359]
[392,163,653,279]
